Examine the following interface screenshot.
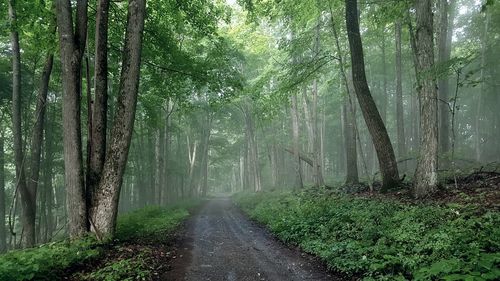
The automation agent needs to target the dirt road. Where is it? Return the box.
[164,197,334,281]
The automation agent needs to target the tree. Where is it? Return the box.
[344,0,400,191]
[413,0,439,198]
[0,134,6,252]
[438,0,456,159]
[290,93,303,189]
[88,0,147,237]
[9,0,37,247]
[343,99,359,184]
[395,20,406,165]
[55,0,88,238]
[88,0,111,209]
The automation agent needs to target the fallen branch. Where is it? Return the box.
[283,147,314,167]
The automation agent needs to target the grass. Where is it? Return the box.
[0,200,200,281]
[233,188,500,281]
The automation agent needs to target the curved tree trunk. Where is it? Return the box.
[345,0,400,191]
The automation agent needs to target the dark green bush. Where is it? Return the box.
[234,190,500,280]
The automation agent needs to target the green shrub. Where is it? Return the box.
[115,206,189,241]
[233,190,500,280]
[0,200,199,281]
[77,253,150,281]
[0,237,101,281]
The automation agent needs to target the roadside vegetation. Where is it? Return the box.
[234,186,500,280]
[0,200,200,281]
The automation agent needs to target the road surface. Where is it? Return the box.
[164,197,334,281]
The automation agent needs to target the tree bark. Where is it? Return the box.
[9,0,36,247]
[343,100,359,184]
[345,0,400,190]
[243,103,261,192]
[395,20,406,168]
[380,34,388,123]
[88,0,111,208]
[311,21,324,189]
[200,111,211,197]
[475,12,490,162]
[290,94,303,189]
[438,0,455,159]
[0,136,6,252]
[30,54,53,244]
[413,0,439,198]
[154,128,162,205]
[42,109,55,243]
[89,0,146,237]
[56,0,88,238]
[302,87,314,183]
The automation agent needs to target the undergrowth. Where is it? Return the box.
[0,200,199,281]
[233,189,500,281]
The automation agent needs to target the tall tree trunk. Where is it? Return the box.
[162,107,170,204]
[9,0,36,247]
[89,0,146,237]
[343,100,359,184]
[42,110,55,242]
[311,21,324,188]
[200,111,211,197]
[475,12,490,162]
[88,0,110,209]
[395,20,406,167]
[302,87,314,183]
[0,136,6,252]
[187,135,198,196]
[243,104,261,192]
[345,0,400,190]
[414,0,439,198]
[154,128,162,205]
[380,34,388,123]
[29,53,54,239]
[438,0,455,160]
[56,0,89,238]
[339,95,346,176]
[291,94,303,189]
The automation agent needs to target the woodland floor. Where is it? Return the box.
[61,172,499,280]
[164,197,335,281]
[358,171,500,210]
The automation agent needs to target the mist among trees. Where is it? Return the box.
[0,0,499,280]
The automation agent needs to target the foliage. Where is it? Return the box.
[0,237,101,281]
[77,254,150,281]
[0,201,199,281]
[115,201,199,241]
[233,189,500,280]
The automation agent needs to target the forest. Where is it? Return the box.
[0,0,499,280]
